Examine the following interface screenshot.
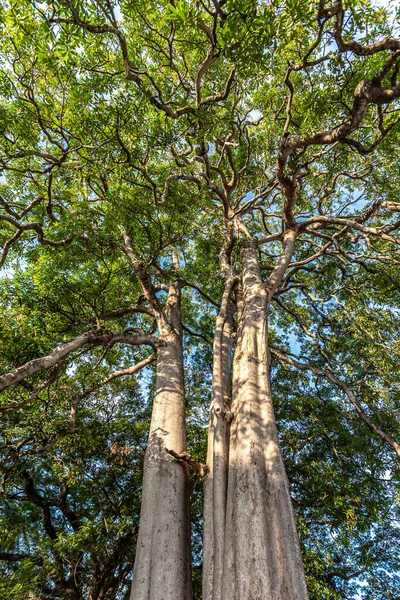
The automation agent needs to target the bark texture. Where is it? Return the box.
[203,233,309,600]
[130,282,192,600]
[221,241,308,600]
[203,296,234,600]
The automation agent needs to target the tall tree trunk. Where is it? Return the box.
[130,282,192,600]
[203,292,234,600]
[221,240,308,600]
[203,228,308,599]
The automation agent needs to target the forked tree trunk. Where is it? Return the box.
[130,282,192,600]
[204,238,308,600]
[222,241,308,599]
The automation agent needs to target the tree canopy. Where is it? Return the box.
[0,1,400,599]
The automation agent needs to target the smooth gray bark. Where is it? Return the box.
[130,282,192,600]
[203,233,309,600]
[203,298,234,600]
[221,242,308,600]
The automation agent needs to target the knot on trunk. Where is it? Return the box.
[215,397,234,422]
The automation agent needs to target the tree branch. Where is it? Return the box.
[0,330,159,392]
[271,347,400,461]
[165,448,207,477]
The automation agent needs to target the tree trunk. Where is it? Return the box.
[203,295,234,600]
[130,282,192,600]
[203,236,308,600]
[221,241,308,600]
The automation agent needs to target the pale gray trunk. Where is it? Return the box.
[130,282,192,600]
[221,242,308,600]
[203,298,234,600]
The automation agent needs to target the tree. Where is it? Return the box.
[0,1,400,598]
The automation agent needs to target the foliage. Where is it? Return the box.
[0,0,400,598]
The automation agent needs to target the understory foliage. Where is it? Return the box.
[0,0,400,598]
